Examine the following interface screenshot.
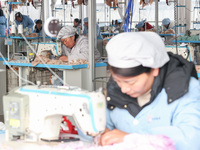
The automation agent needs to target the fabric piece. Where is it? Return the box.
[106,32,169,68]
[31,55,88,66]
[7,134,175,150]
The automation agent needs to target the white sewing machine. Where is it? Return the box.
[35,42,62,57]
[165,45,195,62]
[3,86,106,142]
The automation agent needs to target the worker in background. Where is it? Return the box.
[33,19,43,36]
[135,20,154,31]
[73,18,81,28]
[161,18,175,34]
[57,26,101,62]
[73,18,82,34]
[0,9,7,36]
[162,18,175,31]
[82,17,102,39]
[15,12,34,33]
[99,32,200,150]
[111,19,123,33]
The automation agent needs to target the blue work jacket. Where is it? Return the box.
[0,16,7,36]
[82,24,102,39]
[107,77,200,150]
[15,15,34,32]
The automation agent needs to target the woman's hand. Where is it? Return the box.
[100,129,129,146]
[59,56,68,62]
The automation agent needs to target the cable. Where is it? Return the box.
[0,51,36,85]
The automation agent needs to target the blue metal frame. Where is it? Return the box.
[3,62,107,69]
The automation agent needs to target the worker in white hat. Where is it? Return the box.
[100,32,200,150]
[82,17,102,39]
[57,25,100,62]
[162,18,175,32]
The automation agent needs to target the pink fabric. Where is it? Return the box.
[39,134,175,150]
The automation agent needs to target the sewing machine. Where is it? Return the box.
[35,42,62,57]
[165,45,195,62]
[3,86,106,142]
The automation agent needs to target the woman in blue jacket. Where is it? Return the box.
[15,12,34,33]
[0,9,7,36]
[100,32,200,150]
[33,19,43,36]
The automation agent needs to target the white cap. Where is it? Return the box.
[106,32,169,69]
[57,26,76,40]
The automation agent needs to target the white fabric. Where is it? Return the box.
[106,32,169,68]
[57,26,77,40]
[62,35,101,61]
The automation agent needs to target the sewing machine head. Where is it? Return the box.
[35,42,62,57]
[3,86,106,142]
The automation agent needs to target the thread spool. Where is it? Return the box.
[111,2,113,7]
[11,25,16,34]
[18,24,23,34]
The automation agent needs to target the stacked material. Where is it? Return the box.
[32,55,88,66]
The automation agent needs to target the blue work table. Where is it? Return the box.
[173,40,200,43]
[159,33,183,36]
[159,34,175,36]
[3,62,107,90]
[8,36,56,40]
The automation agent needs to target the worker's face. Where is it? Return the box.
[36,23,42,29]
[61,36,76,49]
[84,22,88,28]
[138,27,145,31]
[74,21,79,27]
[16,17,22,22]
[111,69,159,98]
[164,24,169,29]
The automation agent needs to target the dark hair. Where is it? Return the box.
[74,33,79,41]
[0,9,4,16]
[36,19,42,24]
[15,12,22,20]
[74,18,80,23]
[110,65,151,77]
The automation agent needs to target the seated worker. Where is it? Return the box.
[73,18,81,28]
[99,32,200,150]
[111,19,123,33]
[135,20,154,31]
[57,26,101,62]
[82,17,102,39]
[15,12,34,33]
[33,19,43,36]
[0,9,7,36]
[161,18,175,34]
[73,18,82,34]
